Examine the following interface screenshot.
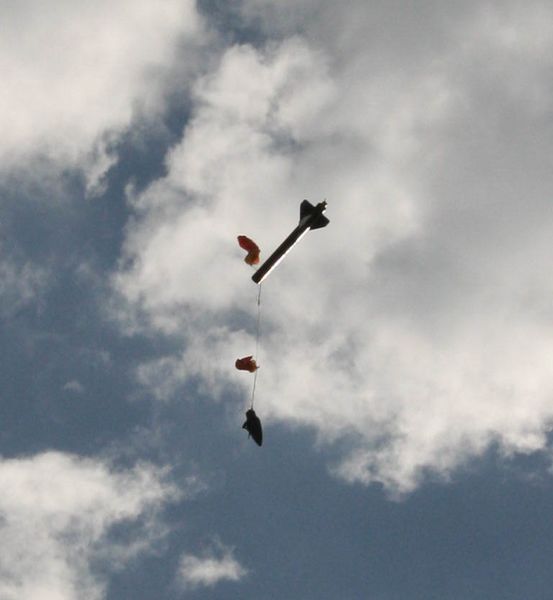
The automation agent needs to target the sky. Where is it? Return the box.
[1,0,553,598]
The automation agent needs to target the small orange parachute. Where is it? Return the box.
[235,356,258,372]
[237,235,260,266]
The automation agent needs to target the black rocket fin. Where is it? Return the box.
[299,199,315,220]
[300,200,330,230]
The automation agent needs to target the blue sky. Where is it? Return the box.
[2,1,553,598]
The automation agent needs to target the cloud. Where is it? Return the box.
[115,2,553,493]
[0,451,180,600]
[0,0,202,183]
[177,541,247,590]
[63,380,85,394]
[0,255,47,318]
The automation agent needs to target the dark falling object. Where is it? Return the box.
[251,200,329,284]
[243,408,263,446]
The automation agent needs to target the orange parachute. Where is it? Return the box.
[235,355,258,372]
[237,235,260,266]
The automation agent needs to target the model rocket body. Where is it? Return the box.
[252,200,329,284]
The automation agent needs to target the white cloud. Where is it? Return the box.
[177,541,247,590]
[63,380,85,394]
[0,451,180,600]
[0,0,202,182]
[0,256,47,317]
[115,2,553,493]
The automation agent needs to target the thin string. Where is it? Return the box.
[250,283,262,409]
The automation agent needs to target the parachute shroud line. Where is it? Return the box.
[250,283,262,409]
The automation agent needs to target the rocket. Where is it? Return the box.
[252,200,329,284]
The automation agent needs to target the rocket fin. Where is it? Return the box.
[309,214,329,230]
[299,200,330,230]
[300,199,316,220]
